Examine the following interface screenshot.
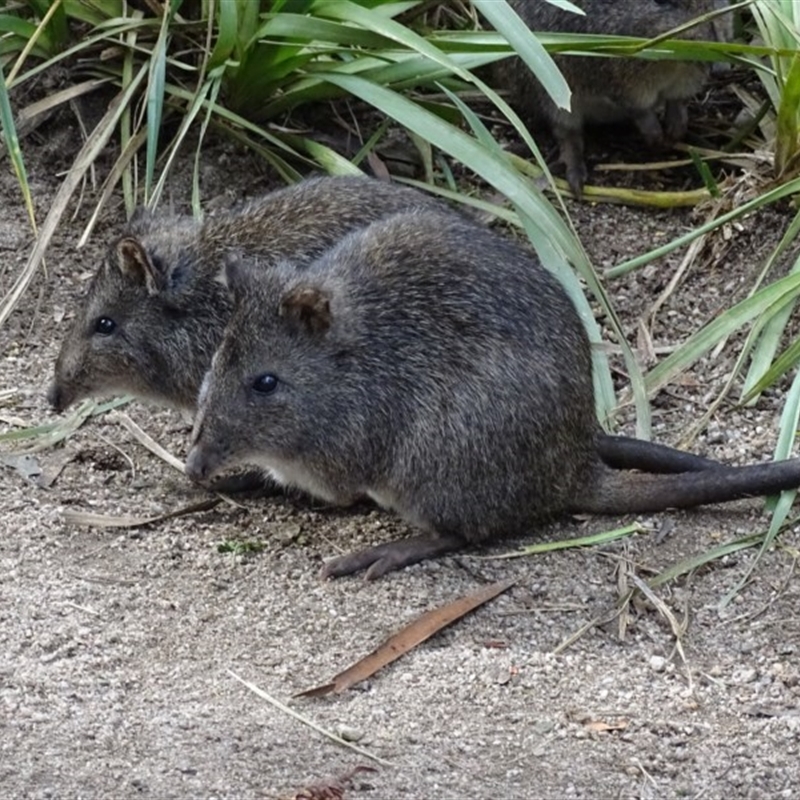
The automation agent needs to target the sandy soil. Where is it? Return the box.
[2,107,800,800]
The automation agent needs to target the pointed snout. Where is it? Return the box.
[48,344,83,413]
[185,442,223,485]
[47,381,72,413]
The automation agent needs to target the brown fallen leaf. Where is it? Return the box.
[584,718,629,733]
[62,497,221,528]
[285,765,378,800]
[366,149,390,181]
[298,577,516,697]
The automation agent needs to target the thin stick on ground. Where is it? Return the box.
[629,573,694,693]
[112,411,185,473]
[63,497,221,529]
[226,670,394,769]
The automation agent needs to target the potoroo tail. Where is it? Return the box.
[578,458,800,514]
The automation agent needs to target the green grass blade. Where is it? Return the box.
[643,271,800,397]
[313,0,503,88]
[79,126,149,246]
[717,370,800,609]
[144,9,171,204]
[0,15,52,66]
[163,80,315,161]
[350,117,391,169]
[298,137,365,174]
[649,533,768,588]
[773,366,800,464]
[305,0,560,190]
[608,178,800,278]
[7,19,157,92]
[0,397,131,454]
[258,52,501,120]
[192,66,225,217]
[208,0,238,70]
[119,9,143,217]
[395,177,520,222]
[775,51,800,177]
[0,15,39,39]
[7,0,73,82]
[741,336,800,405]
[252,13,400,49]
[28,0,69,51]
[211,121,306,184]
[488,523,647,559]
[472,0,570,109]
[0,61,36,232]
[740,208,800,402]
[150,77,215,209]
[62,0,122,26]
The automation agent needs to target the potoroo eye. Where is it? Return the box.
[94,316,116,335]
[251,373,278,394]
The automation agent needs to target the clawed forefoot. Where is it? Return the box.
[320,532,465,580]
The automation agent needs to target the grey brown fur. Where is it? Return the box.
[48,177,449,414]
[186,210,800,580]
[48,175,718,476]
[496,0,730,195]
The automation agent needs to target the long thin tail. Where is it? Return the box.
[577,458,800,515]
[597,434,720,474]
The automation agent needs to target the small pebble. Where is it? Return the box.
[649,655,667,672]
[335,724,364,742]
[273,522,302,545]
[733,667,758,684]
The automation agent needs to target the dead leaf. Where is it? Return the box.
[298,577,516,697]
[636,318,656,368]
[291,787,343,800]
[62,497,221,528]
[584,718,629,733]
[37,449,77,488]
[366,150,390,181]
[287,766,377,800]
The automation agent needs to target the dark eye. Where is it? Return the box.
[94,317,116,335]
[251,373,278,394]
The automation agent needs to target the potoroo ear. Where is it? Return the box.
[111,237,164,295]
[280,286,332,335]
[218,252,254,302]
